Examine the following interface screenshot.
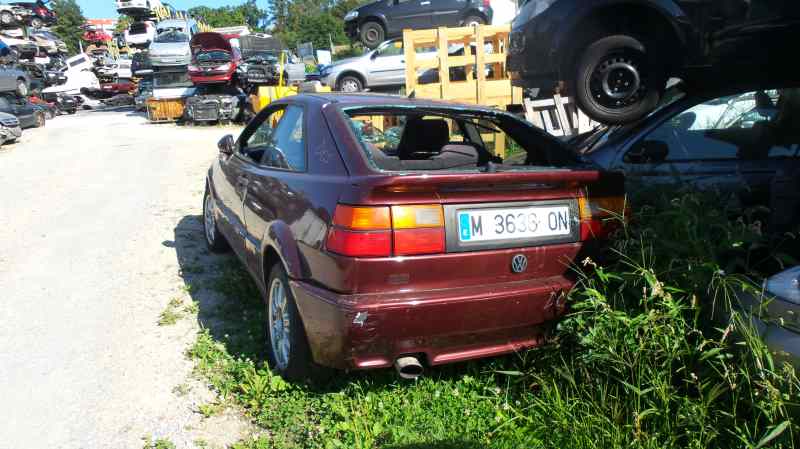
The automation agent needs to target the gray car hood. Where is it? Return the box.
[149,41,190,56]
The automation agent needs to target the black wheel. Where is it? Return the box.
[0,11,14,25]
[34,112,45,128]
[203,187,230,253]
[337,75,363,93]
[462,15,486,27]
[265,263,315,381]
[574,35,664,125]
[30,17,42,29]
[359,20,384,49]
[15,78,27,97]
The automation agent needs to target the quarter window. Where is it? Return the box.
[246,105,306,171]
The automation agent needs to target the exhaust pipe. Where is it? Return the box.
[394,356,424,380]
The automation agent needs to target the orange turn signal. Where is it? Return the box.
[333,205,391,230]
[391,205,444,229]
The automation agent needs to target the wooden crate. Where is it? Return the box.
[146,98,185,122]
[403,25,523,109]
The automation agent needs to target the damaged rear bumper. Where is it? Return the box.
[290,275,572,370]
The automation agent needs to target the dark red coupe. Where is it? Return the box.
[188,32,240,86]
[203,93,624,380]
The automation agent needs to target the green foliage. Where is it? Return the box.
[188,188,800,448]
[115,15,132,34]
[189,1,267,31]
[50,0,86,55]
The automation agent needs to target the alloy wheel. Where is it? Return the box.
[340,79,360,92]
[203,193,216,245]
[268,278,291,370]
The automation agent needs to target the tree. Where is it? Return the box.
[188,1,267,31]
[50,0,86,55]
[115,15,132,34]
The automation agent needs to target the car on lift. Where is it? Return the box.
[125,21,157,48]
[508,0,800,125]
[203,93,625,380]
[344,0,494,48]
[116,0,162,16]
[187,32,240,85]
[10,1,56,28]
[0,4,31,27]
[148,18,198,67]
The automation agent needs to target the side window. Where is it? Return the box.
[377,41,403,57]
[262,105,305,171]
[625,90,791,163]
[246,105,306,171]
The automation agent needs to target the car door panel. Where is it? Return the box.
[214,153,252,256]
[385,0,433,35]
[431,0,466,27]
[368,53,405,86]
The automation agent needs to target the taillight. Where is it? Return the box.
[579,195,627,240]
[326,204,445,257]
[391,205,445,255]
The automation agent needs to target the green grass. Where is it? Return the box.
[158,297,184,326]
[189,188,800,449]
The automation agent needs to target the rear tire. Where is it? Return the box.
[359,20,384,49]
[265,263,315,381]
[0,11,14,25]
[337,75,363,93]
[34,112,45,128]
[573,34,664,125]
[203,187,230,253]
[462,15,486,27]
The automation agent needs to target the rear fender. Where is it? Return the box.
[259,220,304,283]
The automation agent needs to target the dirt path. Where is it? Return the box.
[0,110,251,448]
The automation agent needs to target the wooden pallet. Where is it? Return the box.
[523,95,599,137]
[402,25,522,109]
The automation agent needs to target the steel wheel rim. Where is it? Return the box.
[204,194,216,244]
[341,79,359,92]
[589,52,645,110]
[268,278,291,370]
[365,27,379,44]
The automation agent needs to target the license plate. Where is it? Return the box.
[458,205,571,242]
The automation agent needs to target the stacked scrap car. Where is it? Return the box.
[238,35,304,86]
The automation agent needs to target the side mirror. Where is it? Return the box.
[370,51,379,60]
[626,140,669,164]
[218,134,235,155]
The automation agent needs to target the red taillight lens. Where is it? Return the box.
[394,228,445,256]
[326,228,391,257]
[327,204,445,257]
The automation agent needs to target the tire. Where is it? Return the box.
[31,17,42,29]
[203,187,230,253]
[15,79,27,97]
[0,11,14,25]
[359,20,384,49]
[573,35,664,125]
[34,112,45,128]
[265,263,315,381]
[462,15,486,27]
[337,75,363,93]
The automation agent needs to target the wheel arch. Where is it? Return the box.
[555,1,688,80]
[260,221,305,288]
[461,9,489,24]
[359,14,388,33]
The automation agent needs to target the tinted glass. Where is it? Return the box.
[196,51,230,63]
[630,89,799,162]
[264,105,305,171]
[154,31,188,43]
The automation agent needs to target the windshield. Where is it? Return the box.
[343,106,576,172]
[35,31,58,40]
[154,30,188,43]
[196,50,230,63]
[246,51,278,61]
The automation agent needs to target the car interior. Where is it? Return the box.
[345,108,577,172]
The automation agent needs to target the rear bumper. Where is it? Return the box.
[291,275,572,370]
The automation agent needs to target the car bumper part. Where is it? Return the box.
[290,275,572,370]
[150,56,191,67]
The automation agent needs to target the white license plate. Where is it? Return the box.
[457,205,571,242]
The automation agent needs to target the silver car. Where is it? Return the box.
[148,19,197,67]
[320,39,434,92]
[0,111,22,144]
[736,266,800,368]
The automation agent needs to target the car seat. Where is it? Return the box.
[397,117,450,160]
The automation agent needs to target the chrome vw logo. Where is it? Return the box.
[511,254,528,273]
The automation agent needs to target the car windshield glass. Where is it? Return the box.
[343,106,577,173]
[246,51,278,61]
[196,50,230,63]
[154,30,187,43]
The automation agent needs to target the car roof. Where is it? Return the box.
[294,92,506,114]
[157,19,191,27]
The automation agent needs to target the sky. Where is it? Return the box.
[77,0,267,19]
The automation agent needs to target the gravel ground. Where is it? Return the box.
[0,110,252,449]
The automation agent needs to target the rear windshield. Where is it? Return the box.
[197,50,230,63]
[343,107,577,172]
[129,23,149,34]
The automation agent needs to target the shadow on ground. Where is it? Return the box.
[170,214,521,391]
